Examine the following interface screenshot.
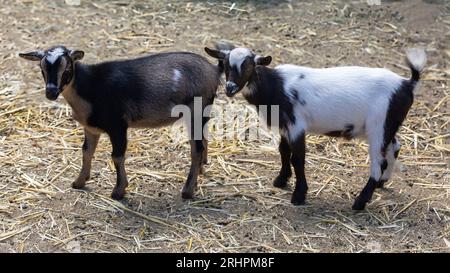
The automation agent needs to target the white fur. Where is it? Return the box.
[172,69,182,92]
[406,48,426,72]
[46,47,65,64]
[277,65,404,140]
[381,138,401,181]
[173,69,182,83]
[229,48,252,73]
[276,64,413,181]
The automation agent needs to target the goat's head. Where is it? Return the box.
[19,46,84,100]
[205,46,271,97]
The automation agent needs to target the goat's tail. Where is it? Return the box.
[215,41,235,75]
[405,48,426,83]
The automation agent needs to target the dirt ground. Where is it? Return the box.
[0,0,449,253]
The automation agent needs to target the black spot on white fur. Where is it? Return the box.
[325,124,354,140]
[289,88,306,106]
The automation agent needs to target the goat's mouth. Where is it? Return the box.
[225,81,240,97]
[225,90,239,97]
[225,86,240,97]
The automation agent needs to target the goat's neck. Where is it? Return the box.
[244,66,278,106]
[60,63,92,127]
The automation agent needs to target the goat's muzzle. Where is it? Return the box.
[45,84,60,101]
[225,81,239,97]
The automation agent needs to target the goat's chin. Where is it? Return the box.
[226,88,243,97]
[46,93,60,101]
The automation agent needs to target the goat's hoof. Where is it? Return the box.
[72,179,86,189]
[273,176,288,188]
[376,180,387,189]
[291,192,306,206]
[111,188,126,200]
[352,198,366,210]
[181,189,194,200]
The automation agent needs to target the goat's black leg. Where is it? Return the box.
[73,129,100,189]
[353,134,388,210]
[352,176,378,210]
[289,133,308,205]
[182,140,204,199]
[273,136,292,188]
[108,126,128,200]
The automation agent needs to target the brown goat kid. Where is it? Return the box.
[20,46,223,200]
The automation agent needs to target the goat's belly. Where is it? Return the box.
[128,116,180,129]
[306,116,366,139]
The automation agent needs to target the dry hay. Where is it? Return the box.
[0,0,449,252]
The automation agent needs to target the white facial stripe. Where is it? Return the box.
[46,47,65,64]
[172,69,182,92]
[173,69,182,83]
[229,48,252,73]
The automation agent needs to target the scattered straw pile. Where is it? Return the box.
[0,0,448,252]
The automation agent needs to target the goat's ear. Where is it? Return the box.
[69,50,84,61]
[204,47,226,60]
[254,55,272,66]
[19,51,44,61]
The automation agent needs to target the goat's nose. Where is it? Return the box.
[45,84,60,101]
[225,81,238,96]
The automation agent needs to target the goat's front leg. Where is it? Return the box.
[273,136,292,188]
[72,129,100,189]
[108,127,128,200]
[182,140,204,199]
[289,133,308,205]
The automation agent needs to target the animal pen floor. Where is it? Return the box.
[0,0,448,253]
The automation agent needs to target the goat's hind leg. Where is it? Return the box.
[72,129,100,189]
[182,140,204,199]
[181,103,205,199]
[108,126,129,200]
[377,137,401,188]
[353,130,387,210]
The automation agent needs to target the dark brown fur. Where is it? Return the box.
[20,47,222,200]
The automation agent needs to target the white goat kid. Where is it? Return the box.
[205,43,426,210]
